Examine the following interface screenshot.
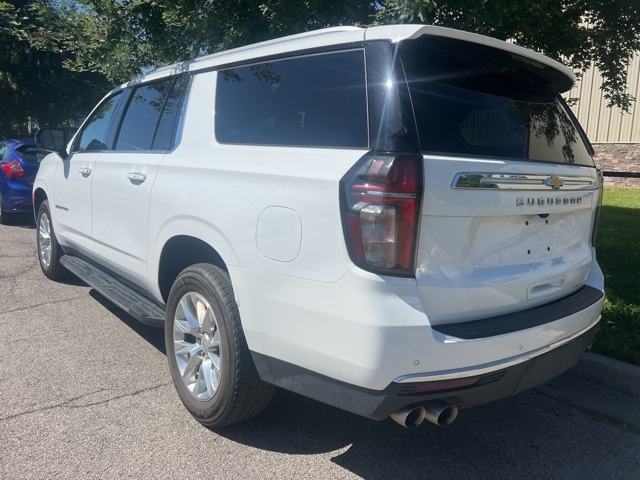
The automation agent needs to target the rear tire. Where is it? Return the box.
[165,263,274,427]
[36,200,69,280]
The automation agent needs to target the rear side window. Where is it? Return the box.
[215,50,368,148]
[115,76,189,151]
[399,37,594,166]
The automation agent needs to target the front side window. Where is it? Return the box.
[216,50,368,148]
[399,37,594,166]
[115,76,188,151]
[75,92,124,152]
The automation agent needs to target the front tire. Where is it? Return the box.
[165,263,274,427]
[36,200,69,279]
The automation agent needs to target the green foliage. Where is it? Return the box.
[1,1,639,135]
[592,187,640,365]
[375,0,640,112]
[0,1,110,138]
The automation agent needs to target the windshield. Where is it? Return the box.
[399,37,594,166]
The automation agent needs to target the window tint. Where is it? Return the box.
[114,76,188,151]
[153,76,190,150]
[399,38,593,166]
[216,50,368,148]
[76,92,123,152]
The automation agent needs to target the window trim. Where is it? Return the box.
[109,74,191,154]
[71,90,128,154]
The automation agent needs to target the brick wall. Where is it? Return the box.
[592,143,640,187]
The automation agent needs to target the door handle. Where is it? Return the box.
[79,167,92,177]
[127,172,146,184]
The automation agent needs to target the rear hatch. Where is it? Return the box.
[398,35,600,324]
[15,143,48,186]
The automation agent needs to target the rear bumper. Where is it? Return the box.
[0,181,33,211]
[252,318,599,420]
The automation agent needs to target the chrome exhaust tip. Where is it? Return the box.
[390,405,427,429]
[423,400,458,427]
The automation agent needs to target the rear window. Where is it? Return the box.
[399,37,593,166]
[16,145,49,164]
[215,50,368,148]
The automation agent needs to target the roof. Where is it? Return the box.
[123,24,576,89]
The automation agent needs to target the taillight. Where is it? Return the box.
[591,170,604,247]
[340,152,423,277]
[1,159,25,178]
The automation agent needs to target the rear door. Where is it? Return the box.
[398,36,601,324]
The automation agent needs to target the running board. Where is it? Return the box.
[60,255,165,328]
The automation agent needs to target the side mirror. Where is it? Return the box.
[35,128,69,158]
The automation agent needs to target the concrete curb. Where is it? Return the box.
[569,352,640,401]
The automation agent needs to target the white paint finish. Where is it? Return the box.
[233,264,603,391]
[415,155,598,324]
[33,26,604,408]
[49,151,100,252]
[256,207,302,262]
[91,151,163,289]
[147,72,364,287]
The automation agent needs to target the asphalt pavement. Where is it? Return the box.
[1,214,639,479]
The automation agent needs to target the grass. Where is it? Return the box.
[591,186,640,366]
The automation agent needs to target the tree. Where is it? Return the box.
[2,0,638,139]
[376,0,640,111]
[65,0,638,111]
[0,1,110,138]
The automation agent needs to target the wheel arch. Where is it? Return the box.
[33,187,48,217]
[157,235,229,303]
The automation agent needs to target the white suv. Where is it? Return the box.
[34,24,604,429]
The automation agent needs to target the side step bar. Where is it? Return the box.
[60,255,165,328]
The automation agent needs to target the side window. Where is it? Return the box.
[153,76,190,151]
[75,92,124,152]
[115,76,189,151]
[0,143,7,160]
[215,50,368,148]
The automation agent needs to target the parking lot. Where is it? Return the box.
[1,215,639,479]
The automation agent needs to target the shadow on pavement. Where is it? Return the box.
[214,388,640,479]
[89,289,166,355]
[78,286,640,479]
[6,213,35,229]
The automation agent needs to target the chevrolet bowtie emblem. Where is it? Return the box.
[545,175,564,190]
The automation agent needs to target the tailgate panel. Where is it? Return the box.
[416,155,598,324]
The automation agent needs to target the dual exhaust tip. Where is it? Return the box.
[390,400,458,428]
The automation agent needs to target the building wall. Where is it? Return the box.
[593,143,640,187]
[567,53,640,186]
[568,54,640,143]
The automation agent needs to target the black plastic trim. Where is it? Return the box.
[60,255,165,328]
[251,322,598,420]
[432,285,604,340]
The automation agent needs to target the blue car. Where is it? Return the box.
[0,139,49,224]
